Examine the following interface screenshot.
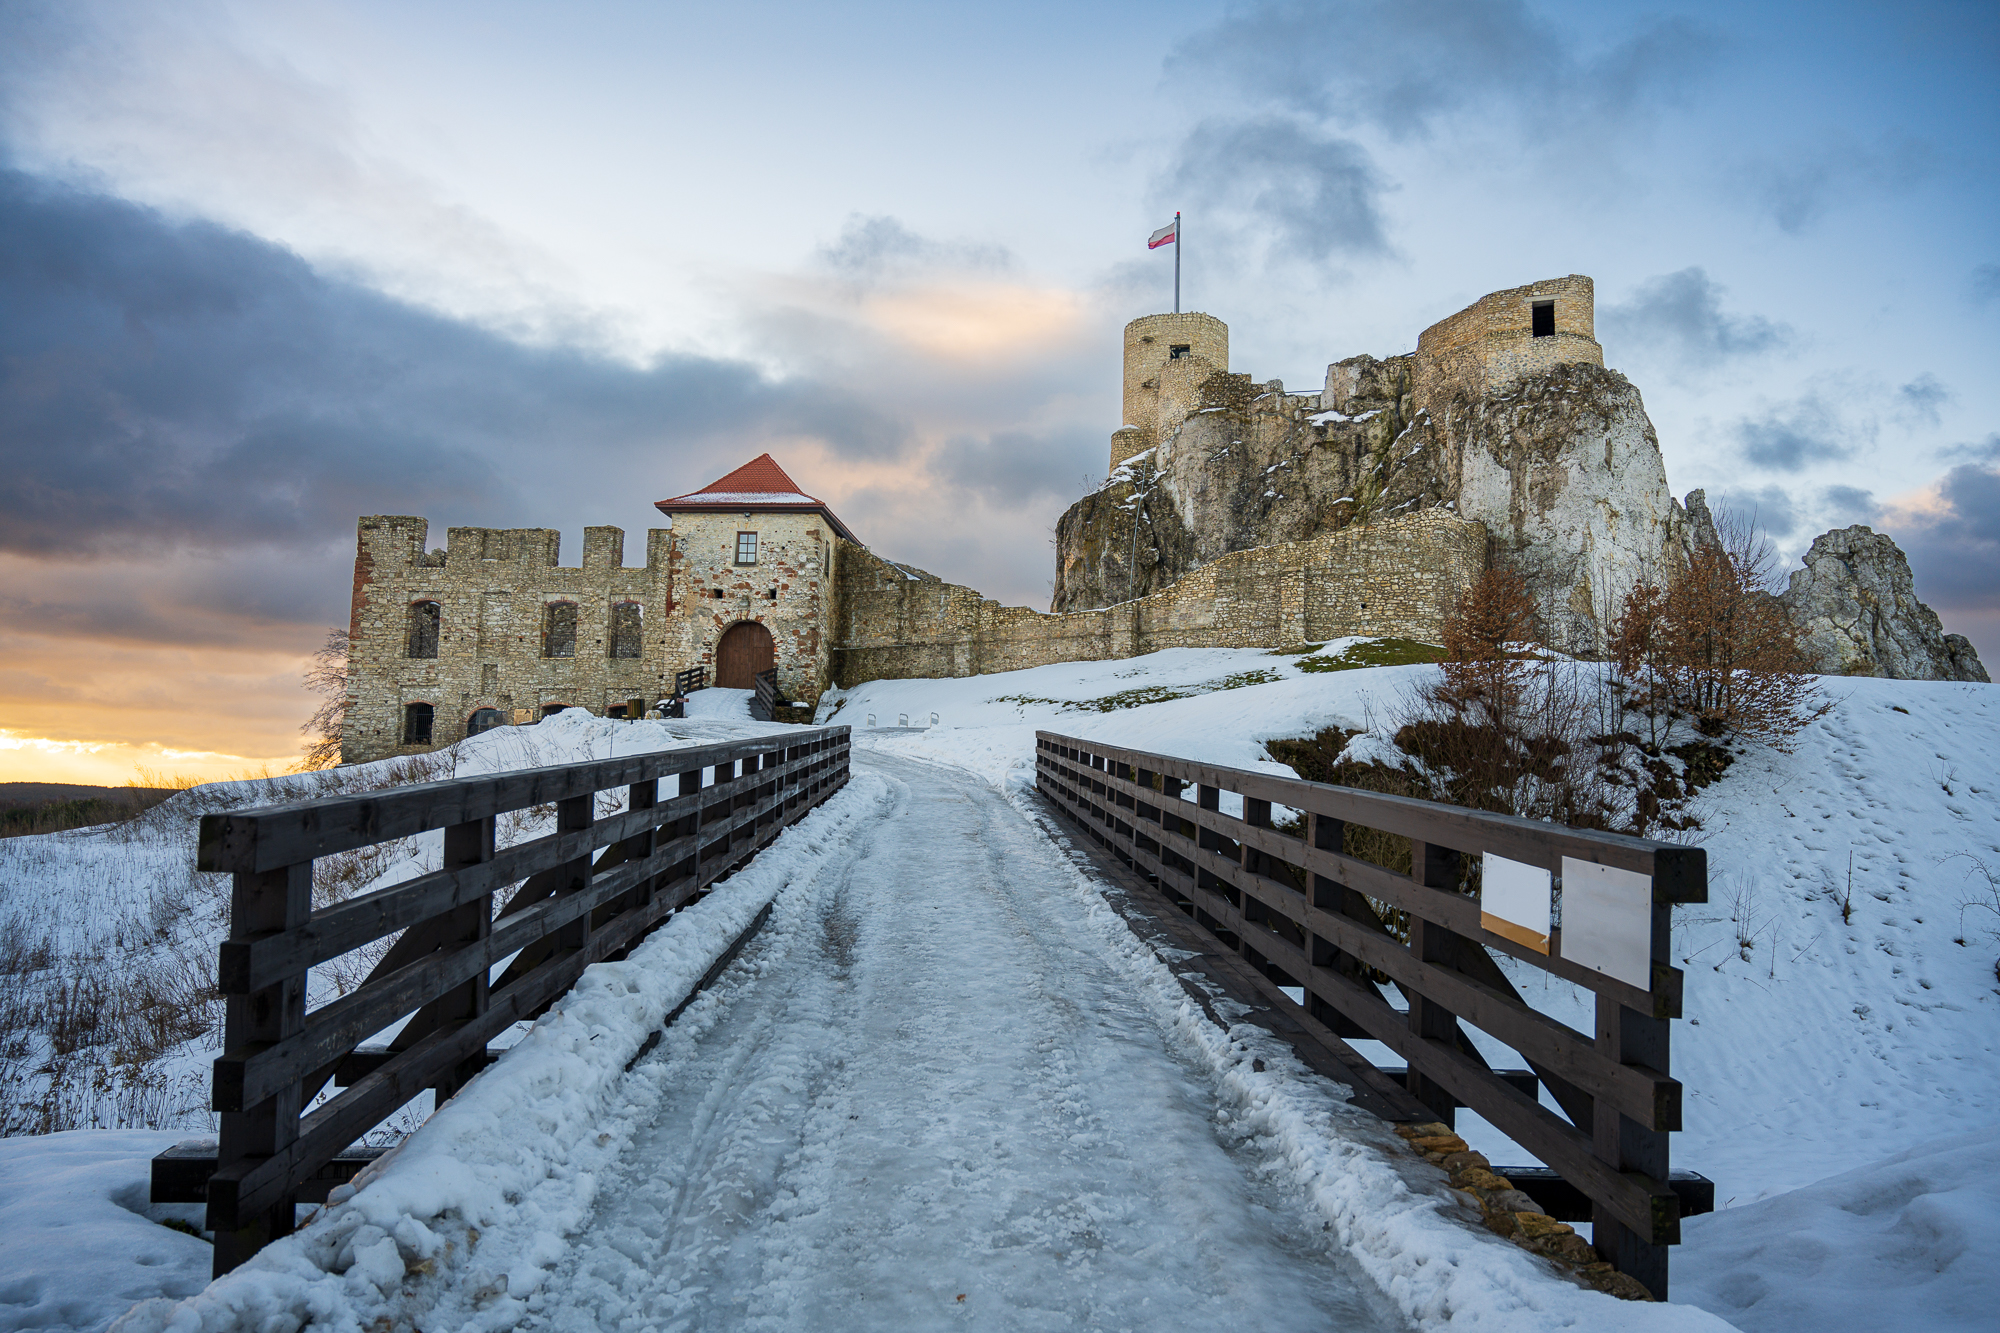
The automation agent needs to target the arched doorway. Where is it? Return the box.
[714,620,774,689]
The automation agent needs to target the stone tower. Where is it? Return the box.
[1412,274,1602,401]
[1111,311,1228,470]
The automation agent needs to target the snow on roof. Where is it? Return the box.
[655,452,856,541]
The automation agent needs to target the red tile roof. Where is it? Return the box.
[655,453,857,542]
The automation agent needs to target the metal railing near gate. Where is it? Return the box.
[1035,730,1706,1299]
[190,727,849,1276]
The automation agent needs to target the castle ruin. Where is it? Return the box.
[337,273,1985,764]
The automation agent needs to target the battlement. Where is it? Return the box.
[1413,274,1603,400]
[353,517,667,572]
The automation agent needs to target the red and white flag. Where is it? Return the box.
[1147,218,1178,250]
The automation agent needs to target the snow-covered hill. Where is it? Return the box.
[1,647,1994,1331]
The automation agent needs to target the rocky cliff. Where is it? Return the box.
[1053,357,1688,656]
[1778,526,1990,682]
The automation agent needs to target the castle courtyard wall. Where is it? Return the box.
[342,511,833,764]
[831,509,1487,685]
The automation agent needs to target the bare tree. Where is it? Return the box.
[298,627,350,771]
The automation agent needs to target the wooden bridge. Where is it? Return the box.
[152,722,1713,1302]
[164,727,849,1277]
[1034,730,1712,1299]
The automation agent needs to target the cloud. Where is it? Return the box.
[1820,485,1877,525]
[1166,117,1390,264]
[0,165,912,566]
[1880,463,2000,617]
[931,427,1104,509]
[1893,373,1952,429]
[816,214,1012,278]
[1601,268,1790,370]
[1736,134,1935,234]
[1166,0,1714,141]
[1942,433,2000,463]
[1709,484,1799,539]
[1734,395,1854,472]
[1973,263,2000,305]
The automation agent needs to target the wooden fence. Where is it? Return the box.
[1035,731,1706,1299]
[193,727,849,1276]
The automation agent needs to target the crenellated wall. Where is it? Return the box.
[342,512,834,763]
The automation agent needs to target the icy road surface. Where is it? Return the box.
[527,750,1408,1333]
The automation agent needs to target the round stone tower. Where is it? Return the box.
[1113,311,1228,470]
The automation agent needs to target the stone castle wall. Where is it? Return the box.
[1413,274,1602,401]
[342,511,834,764]
[832,509,1486,685]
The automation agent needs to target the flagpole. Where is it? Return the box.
[1173,211,1181,314]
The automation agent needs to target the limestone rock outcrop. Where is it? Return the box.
[1053,357,1687,656]
[1777,526,1990,682]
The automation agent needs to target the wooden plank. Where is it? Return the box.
[1054,750,1684,1014]
[215,782,805,1111]
[1050,756,1678,1128]
[200,728,849,874]
[1039,733,1706,903]
[213,757,850,1228]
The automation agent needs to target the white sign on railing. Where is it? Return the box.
[1481,852,1552,954]
[1560,857,1654,989]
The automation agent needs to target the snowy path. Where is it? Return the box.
[525,750,1407,1333]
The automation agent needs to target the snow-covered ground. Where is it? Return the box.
[3,645,1995,1331]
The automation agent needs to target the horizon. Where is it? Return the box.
[3,0,1995,784]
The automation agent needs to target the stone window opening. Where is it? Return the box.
[406,601,441,659]
[736,531,758,565]
[539,703,568,720]
[1531,300,1555,338]
[402,702,434,744]
[767,587,778,600]
[610,601,643,658]
[466,707,504,738]
[1169,343,1191,360]
[542,601,577,658]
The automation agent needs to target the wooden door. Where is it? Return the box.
[714,620,774,688]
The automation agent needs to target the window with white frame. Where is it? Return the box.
[735,531,758,565]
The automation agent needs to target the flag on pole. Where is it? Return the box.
[1147,219,1178,250]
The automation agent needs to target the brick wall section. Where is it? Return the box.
[1413,274,1603,401]
[831,509,1487,685]
[341,512,833,764]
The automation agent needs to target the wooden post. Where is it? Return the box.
[555,794,593,952]
[1593,897,1675,1298]
[210,862,311,1277]
[431,817,495,1102]
[1405,839,1462,1124]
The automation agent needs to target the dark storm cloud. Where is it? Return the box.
[0,167,911,562]
[1601,268,1790,370]
[1168,117,1390,263]
[1734,395,1853,472]
[1886,464,2000,614]
[932,427,1104,509]
[1166,0,1714,141]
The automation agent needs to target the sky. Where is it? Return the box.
[1,0,1995,783]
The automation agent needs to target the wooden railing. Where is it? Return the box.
[752,668,781,722]
[194,727,849,1276]
[1034,731,1706,1299]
